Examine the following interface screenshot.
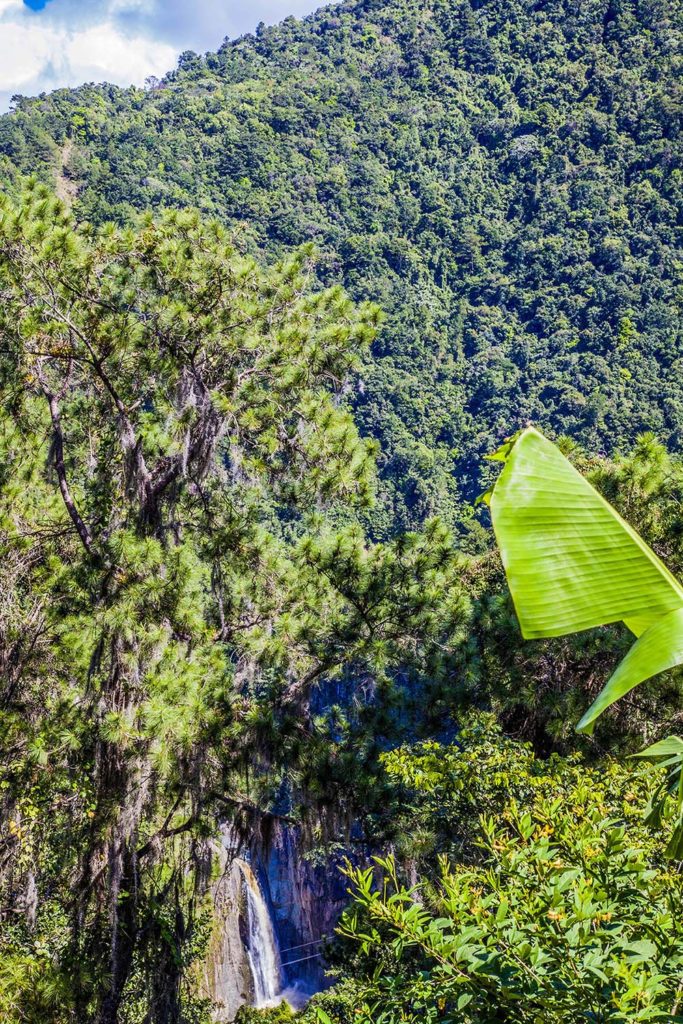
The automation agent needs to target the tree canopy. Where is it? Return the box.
[1,0,680,534]
[0,185,467,1023]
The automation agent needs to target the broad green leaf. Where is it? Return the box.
[489,427,683,750]
[632,736,683,760]
[489,427,683,639]
[621,939,658,963]
[665,815,683,859]
[577,608,683,733]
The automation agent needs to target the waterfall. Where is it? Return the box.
[238,860,283,1007]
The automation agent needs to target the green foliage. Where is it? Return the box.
[488,427,683,851]
[235,1002,294,1023]
[473,435,683,750]
[488,427,683,728]
[0,185,467,1021]
[487,427,683,646]
[335,729,683,1023]
[1,0,681,532]
[377,713,586,864]
[1,0,683,1017]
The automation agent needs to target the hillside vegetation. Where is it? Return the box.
[1,2,683,1022]
[1,0,681,533]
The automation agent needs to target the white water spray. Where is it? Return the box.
[238,860,283,1007]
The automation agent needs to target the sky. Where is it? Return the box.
[0,0,324,112]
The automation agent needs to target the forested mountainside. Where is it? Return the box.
[1,0,681,534]
[3,2,683,1022]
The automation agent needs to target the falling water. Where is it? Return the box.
[238,860,283,1007]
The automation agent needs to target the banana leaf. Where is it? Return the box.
[576,607,683,734]
[487,427,683,853]
[488,427,683,640]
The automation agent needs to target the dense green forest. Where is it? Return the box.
[1,0,683,1021]
[1,0,681,534]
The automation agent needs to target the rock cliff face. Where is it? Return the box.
[201,852,255,1021]
[262,824,350,995]
[201,823,350,1021]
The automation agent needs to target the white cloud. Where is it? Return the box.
[0,8,56,92]
[0,0,326,113]
[108,0,152,12]
[0,1,175,110]
[63,22,175,84]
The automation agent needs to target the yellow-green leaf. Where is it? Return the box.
[489,427,683,639]
[577,607,683,733]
